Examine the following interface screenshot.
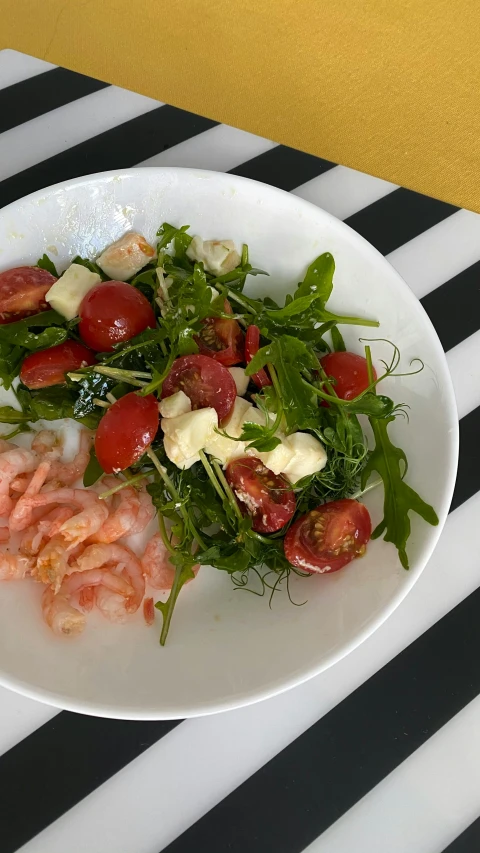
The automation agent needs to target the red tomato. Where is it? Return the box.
[95,392,159,473]
[284,499,371,573]
[225,456,296,533]
[78,281,156,352]
[245,324,272,388]
[162,354,236,421]
[320,352,376,401]
[19,341,95,389]
[0,266,56,324]
[195,299,244,366]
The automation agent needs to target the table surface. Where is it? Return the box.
[0,49,479,853]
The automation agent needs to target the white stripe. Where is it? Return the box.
[387,207,480,299]
[0,49,55,90]
[304,695,480,853]
[292,165,398,220]
[0,87,162,182]
[0,686,57,757]
[447,329,480,420]
[20,490,480,853]
[138,124,276,171]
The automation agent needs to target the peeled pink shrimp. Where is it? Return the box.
[141,532,200,590]
[78,585,95,612]
[47,430,93,486]
[0,552,33,580]
[35,536,86,590]
[42,568,133,636]
[0,447,37,516]
[95,587,129,623]
[32,430,63,460]
[90,486,142,544]
[9,460,52,532]
[24,488,108,547]
[0,527,9,543]
[20,507,76,558]
[129,489,155,534]
[74,543,145,613]
[0,439,14,454]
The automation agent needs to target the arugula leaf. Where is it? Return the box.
[245,335,319,431]
[71,255,108,280]
[14,384,100,429]
[361,415,438,568]
[331,325,346,352]
[83,445,104,487]
[36,254,59,277]
[0,405,31,424]
[238,422,282,453]
[295,252,335,303]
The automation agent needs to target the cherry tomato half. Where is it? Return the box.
[195,299,244,366]
[245,324,272,388]
[95,392,159,473]
[162,354,236,421]
[225,456,296,533]
[0,266,56,324]
[320,352,376,401]
[19,340,95,389]
[79,281,156,352]
[284,499,371,573]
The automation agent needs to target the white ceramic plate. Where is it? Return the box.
[0,168,458,719]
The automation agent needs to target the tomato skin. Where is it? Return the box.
[284,499,371,573]
[320,352,376,401]
[95,392,159,473]
[19,341,96,389]
[245,324,272,388]
[0,266,56,323]
[196,299,244,366]
[225,456,296,533]
[78,281,156,352]
[162,354,236,421]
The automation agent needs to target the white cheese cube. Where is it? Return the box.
[158,390,192,419]
[186,236,241,276]
[45,263,101,320]
[161,408,218,469]
[97,232,155,281]
[204,396,250,466]
[228,367,249,397]
[282,432,328,483]
[253,437,295,475]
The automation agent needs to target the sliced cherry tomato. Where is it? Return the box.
[320,352,377,401]
[225,456,296,533]
[19,341,95,389]
[0,266,56,324]
[195,299,244,366]
[245,324,272,388]
[284,499,371,573]
[95,392,159,473]
[162,354,236,421]
[78,281,156,352]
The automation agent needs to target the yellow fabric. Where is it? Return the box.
[2,0,480,212]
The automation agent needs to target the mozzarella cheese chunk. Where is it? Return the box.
[282,432,327,483]
[158,390,191,419]
[254,437,295,475]
[45,263,101,320]
[97,232,155,281]
[186,236,241,276]
[228,367,249,397]
[204,397,251,465]
[161,408,218,469]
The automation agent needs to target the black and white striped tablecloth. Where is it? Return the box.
[1,48,479,853]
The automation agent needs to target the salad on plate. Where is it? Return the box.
[0,223,439,645]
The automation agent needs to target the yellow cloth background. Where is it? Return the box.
[1,0,480,212]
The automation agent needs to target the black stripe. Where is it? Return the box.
[421,260,480,352]
[450,405,480,512]
[229,145,335,191]
[343,188,458,255]
[161,584,480,853]
[0,712,180,853]
[0,106,218,209]
[0,68,109,134]
[442,817,480,853]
